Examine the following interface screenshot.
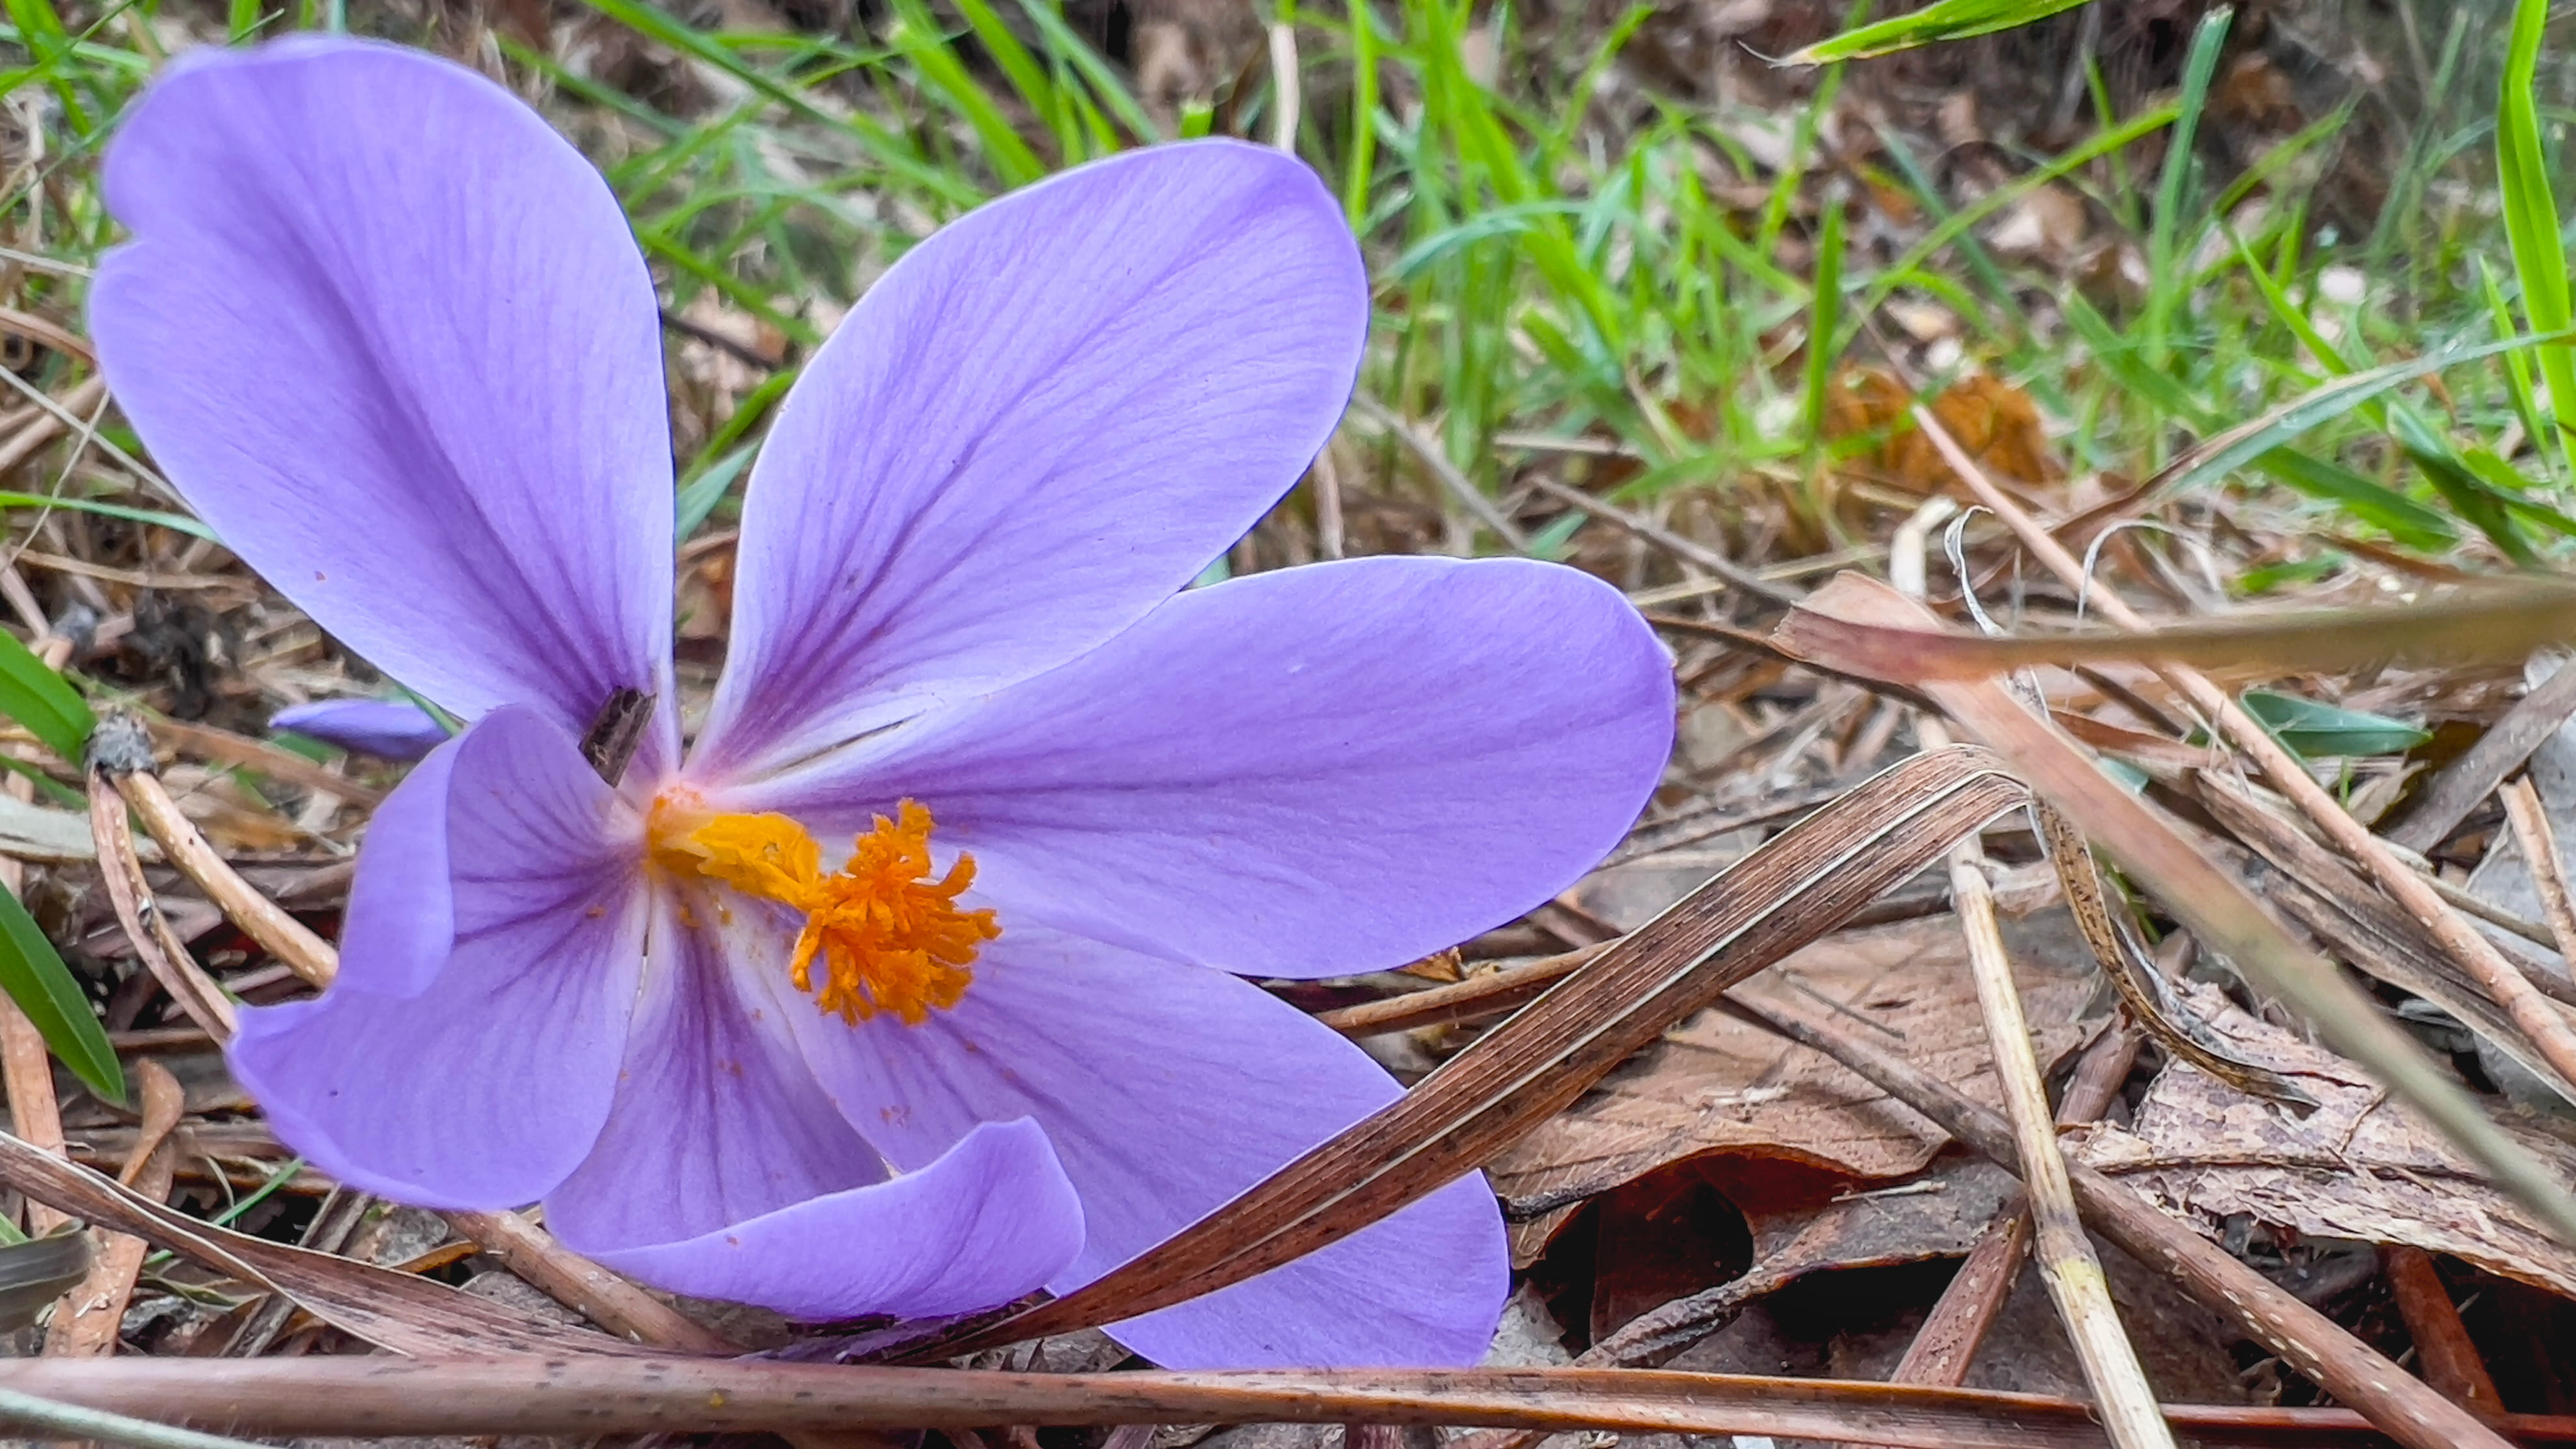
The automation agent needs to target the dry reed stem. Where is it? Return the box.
[8,1355,2552,1445]
[2502,776,2576,984]
[444,1209,735,1355]
[83,769,234,1041]
[1942,838,2174,1449]
[1909,405,2576,1104]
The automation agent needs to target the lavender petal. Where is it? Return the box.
[545,899,1084,1321]
[790,927,1507,1367]
[270,699,450,761]
[742,556,1676,980]
[692,141,1365,782]
[228,707,646,1209]
[90,38,675,760]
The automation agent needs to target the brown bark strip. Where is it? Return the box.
[1728,993,2516,1449]
[12,1357,2576,1445]
[933,747,2029,1355]
[1317,943,1607,1037]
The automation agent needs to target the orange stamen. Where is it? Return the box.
[652,796,996,1026]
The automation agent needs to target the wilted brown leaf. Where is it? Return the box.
[1491,910,2097,1262]
[2069,982,2576,1299]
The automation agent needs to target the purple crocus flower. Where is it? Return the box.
[270,699,450,761]
[90,38,1675,1367]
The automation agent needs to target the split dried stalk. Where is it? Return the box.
[1317,943,1608,1036]
[1914,406,2576,1108]
[105,765,334,990]
[2503,776,2576,981]
[43,1060,180,1360]
[1730,992,2516,1449]
[445,1208,734,1355]
[83,759,234,1042]
[933,748,2029,1353]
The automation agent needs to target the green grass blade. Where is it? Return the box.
[2141,331,2576,509]
[1790,0,2093,62]
[2141,8,2229,374]
[891,0,1047,187]
[1801,196,1845,448]
[0,882,118,1104]
[0,629,89,766]
[2498,0,2574,450]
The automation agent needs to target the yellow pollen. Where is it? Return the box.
[652,797,996,1026]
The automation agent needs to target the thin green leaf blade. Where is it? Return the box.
[0,884,118,1104]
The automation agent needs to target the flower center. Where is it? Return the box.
[649,794,997,1026]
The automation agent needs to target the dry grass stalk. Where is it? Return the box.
[444,1208,735,1354]
[83,765,235,1042]
[5,1354,2549,1445]
[1909,404,2576,1101]
[2503,775,2576,979]
[1894,506,2170,1449]
[1730,993,2516,1449]
[1942,837,2175,1449]
[1875,1027,2140,1405]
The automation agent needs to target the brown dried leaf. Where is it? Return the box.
[2069,982,2576,1299]
[1493,912,2095,1262]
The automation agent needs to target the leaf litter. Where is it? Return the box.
[0,1,2571,1447]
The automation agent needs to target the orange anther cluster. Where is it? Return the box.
[654,798,997,1026]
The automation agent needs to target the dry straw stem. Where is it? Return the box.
[83,765,235,1041]
[1879,1027,2140,1400]
[1895,509,2169,1449]
[1728,992,2516,1449]
[2503,775,2576,975]
[1924,753,2171,1449]
[13,1357,2576,1446]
